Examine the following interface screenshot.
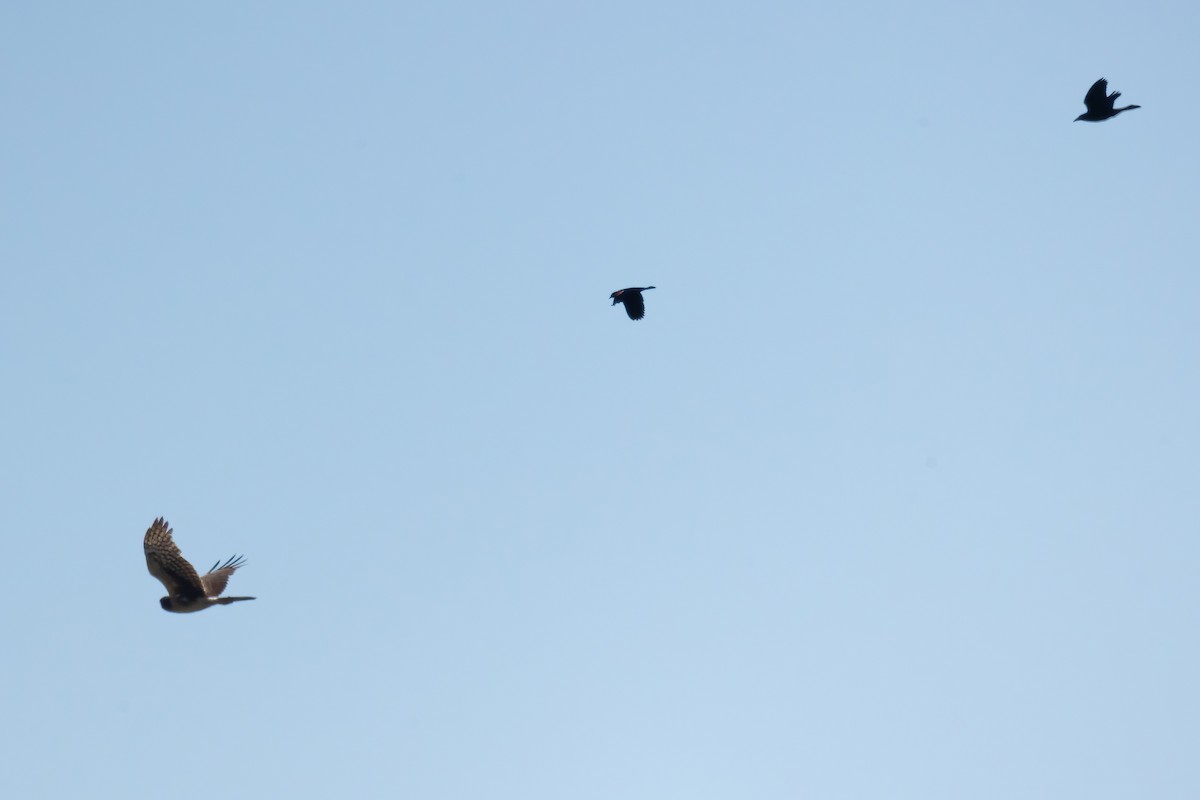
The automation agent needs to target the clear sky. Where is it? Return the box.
[2,1,1198,798]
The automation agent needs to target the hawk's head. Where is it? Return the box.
[159,597,174,612]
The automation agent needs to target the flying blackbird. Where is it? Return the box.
[1075,78,1140,122]
[610,286,656,320]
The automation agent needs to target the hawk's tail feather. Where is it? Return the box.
[216,596,256,605]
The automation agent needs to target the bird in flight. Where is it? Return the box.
[610,286,656,320]
[1075,78,1140,122]
[143,517,255,613]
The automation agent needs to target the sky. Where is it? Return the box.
[2,1,1199,797]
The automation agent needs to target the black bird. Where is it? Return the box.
[610,286,656,320]
[1075,78,1140,122]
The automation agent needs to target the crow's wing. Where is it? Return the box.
[623,293,646,320]
[1083,78,1109,112]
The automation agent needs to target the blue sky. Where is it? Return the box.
[2,1,1199,797]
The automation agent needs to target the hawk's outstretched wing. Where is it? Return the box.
[144,517,205,601]
[200,555,247,597]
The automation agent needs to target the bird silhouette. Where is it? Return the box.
[143,517,256,613]
[1075,78,1140,122]
[610,286,655,320]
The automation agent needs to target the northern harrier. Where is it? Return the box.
[610,286,656,320]
[143,517,255,613]
[1075,78,1140,122]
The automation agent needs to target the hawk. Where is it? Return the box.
[610,286,656,320]
[143,517,256,613]
[1075,78,1140,122]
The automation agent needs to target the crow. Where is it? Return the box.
[1075,78,1140,122]
[609,287,656,320]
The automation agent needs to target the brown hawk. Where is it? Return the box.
[143,517,256,613]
